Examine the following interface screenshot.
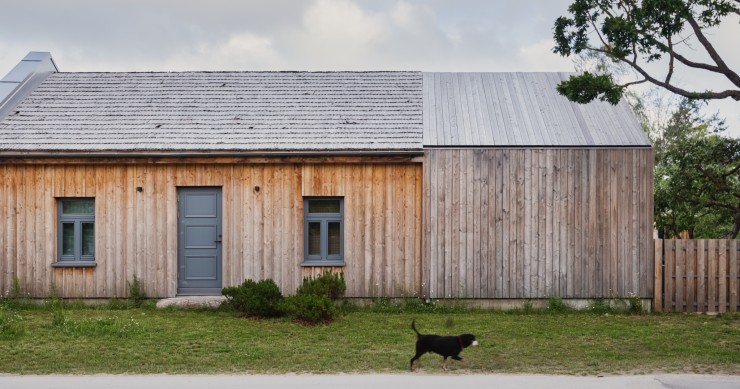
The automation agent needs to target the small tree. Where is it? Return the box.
[654,100,740,238]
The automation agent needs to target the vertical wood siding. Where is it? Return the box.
[0,162,422,298]
[422,148,654,299]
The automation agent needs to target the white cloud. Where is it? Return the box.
[391,1,431,34]
[296,0,390,65]
[0,0,735,135]
[279,0,455,70]
[516,40,574,72]
[187,32,282,70]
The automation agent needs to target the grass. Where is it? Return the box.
[0,300,738,375]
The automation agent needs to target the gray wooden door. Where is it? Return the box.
[177,187,222,295]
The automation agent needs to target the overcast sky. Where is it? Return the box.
[1,0,737,136]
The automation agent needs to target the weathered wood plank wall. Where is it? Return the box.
[422,148,654,299]
[0,162,422,298]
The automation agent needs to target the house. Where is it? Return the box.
[0,52,653,301]
[421,73,653,300]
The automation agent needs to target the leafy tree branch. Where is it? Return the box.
[553,0,740,104]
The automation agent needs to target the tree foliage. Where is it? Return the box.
[653,99,740,238]
[553,0,740,104]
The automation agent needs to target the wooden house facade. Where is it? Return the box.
[0,160,423,298]
[0,53,652,300]
[421,73,654,299]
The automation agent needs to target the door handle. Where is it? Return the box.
[215,234,222,243]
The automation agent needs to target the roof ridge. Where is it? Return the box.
[50,70,423,75]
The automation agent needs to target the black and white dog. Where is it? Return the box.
[409,320,478,370]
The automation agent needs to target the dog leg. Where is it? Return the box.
[441,357,448,370]
[410,353,422,371]
[459,357,466,369]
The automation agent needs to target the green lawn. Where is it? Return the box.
[1,303,738,375]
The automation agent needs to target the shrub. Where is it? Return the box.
[279,294,337,324]
[589,298,614,314]
[9,275,22,300]
[627,293,644,314]
[296,271,346,300]
[47,280,62,309]
[1,275,30,310]
[546,296,572,313]
[127,275,147,307]
[222,279,284,318]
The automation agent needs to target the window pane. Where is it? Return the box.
[328,222,341,255]
[308,200,340,214]
[62,200,94,215]
[82,223,95,256]
[308,222,321,255]
[62,223,75,256]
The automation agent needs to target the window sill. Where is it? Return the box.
[52,261,97,268]
[301,260,346,267]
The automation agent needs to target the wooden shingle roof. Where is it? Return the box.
[0,71,423,154]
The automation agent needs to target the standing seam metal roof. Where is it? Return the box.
[422,72,651,147]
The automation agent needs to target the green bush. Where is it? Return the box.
[546,296,572,313]
[127,275,147,307]
[296,271,346,300]
[222,279,284,318]
[279,294,337,324]
[0,275,31,310]
[627,293,644,314]
[589,298,614,314]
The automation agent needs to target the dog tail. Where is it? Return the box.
[411,319,421,336]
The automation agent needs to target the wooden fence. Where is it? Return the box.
[654,239,739,313]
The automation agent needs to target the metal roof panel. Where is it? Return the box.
[423,72,651,147]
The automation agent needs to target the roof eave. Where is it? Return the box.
[0,149,425,158]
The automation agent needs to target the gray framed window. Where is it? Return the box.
[303,197,344,266]
[54,198,96,267]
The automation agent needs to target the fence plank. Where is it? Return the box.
[676,241,685,312]
[730,241,738,312]
[697,240,707,312]
[718,240,727,313]
[708,240,717,314]
[664,239,675,311]
[654,239,663,312]
[686,239,696,313]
